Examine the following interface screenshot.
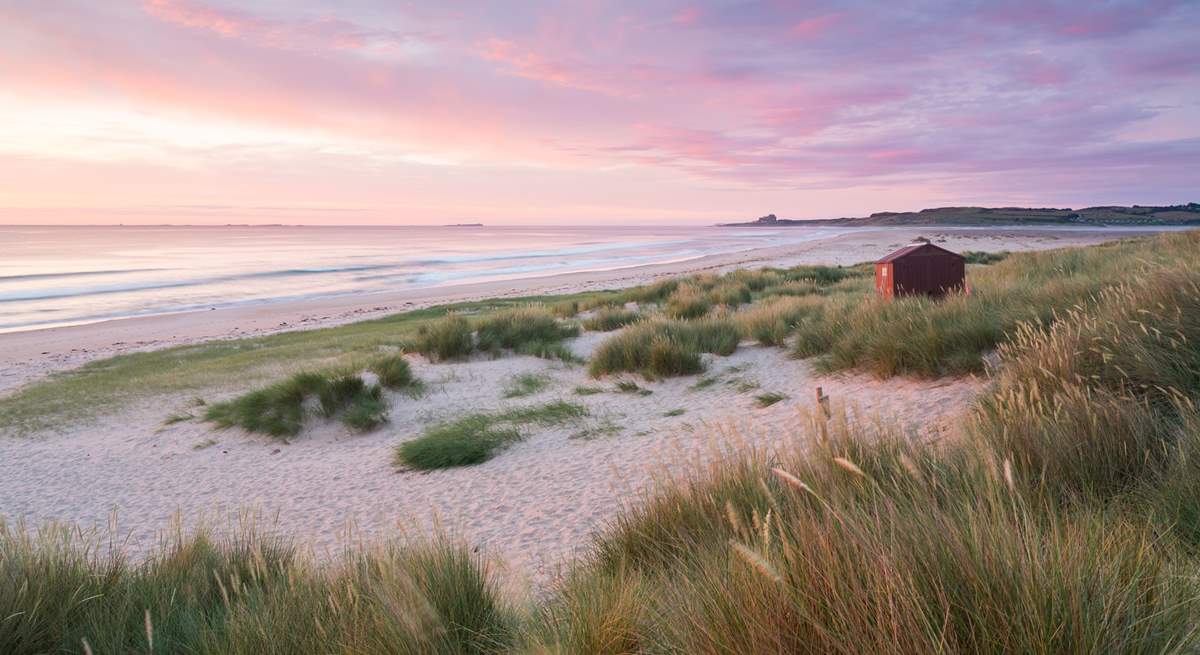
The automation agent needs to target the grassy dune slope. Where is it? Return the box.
[3,232,1200,652]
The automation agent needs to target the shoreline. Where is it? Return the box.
[0,225,1172,395]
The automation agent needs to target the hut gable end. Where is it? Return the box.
[874,242,966,299]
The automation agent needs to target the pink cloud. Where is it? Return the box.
[142,0,426,54]
[0,0,1197,223]
[672,7,702,25]
[790,13,842,38]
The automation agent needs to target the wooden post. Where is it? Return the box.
[815,386,831,443]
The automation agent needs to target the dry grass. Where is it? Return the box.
[589,318,740,379]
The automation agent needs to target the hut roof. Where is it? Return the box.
[876,242,964,264]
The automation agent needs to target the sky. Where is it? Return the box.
[0,1,1197,225]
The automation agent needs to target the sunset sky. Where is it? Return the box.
[1,1,1197,225]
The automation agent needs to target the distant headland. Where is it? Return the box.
[720,204,1200,227]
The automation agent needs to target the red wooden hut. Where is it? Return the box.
[875,242,965,299]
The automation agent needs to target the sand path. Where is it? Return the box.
[0,334,979,591]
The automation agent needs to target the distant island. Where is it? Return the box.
[721,204,1200,227]
[444,223,484,227]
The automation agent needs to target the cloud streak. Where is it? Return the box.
[0,0,1196,224]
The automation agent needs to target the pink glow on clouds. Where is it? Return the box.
[790,13,841,38]
[0,0,1196,225]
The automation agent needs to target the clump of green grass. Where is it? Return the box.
[619,278,679,305]
[782,263,862,285]
[503,373,550,398]
[963,250,1009,264]
[550,299,580,318]
[760,279,823,297]
[724,268,784,292]
[369,353,417,390]
[395,401,588,470]
[477,306,579,352]
[690,376,718,390]
[0,523,515,655]
[512,340,583,364]
[615,381,653,396]
[647,336,704,377]
[415,314,475,361]
[205,370,390,438]
[163,412,194,425]
[589,318,739,379]
[754,392,787,407]
[397,416,522,470]
[340,385,388,431]
[708,282,751,307]
[574,386,605,396]
[192,438,217,450]
[734,296,822,346]
[664,284,712,319]
[663,408,686,417]
[583,307,641,332]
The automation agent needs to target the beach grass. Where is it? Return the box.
[204,370,390,437]
[6,234,1200,651]
[415,314,476,361]
[792,231,1200,377]
[0,293,604,433]
[533,264,1200,651]
[582,307,641,332]
[0,524,515,655]
[395,400,588,470]
[708,282,752,307]
[502,373,550,398]
[734,295,823,346]
[476,306,580,353]
[368,353,418,390]
[753,391,787,407]
[664,284,712,319]
[589,317,739,379]
[614,380,653,396]
[4,234,1195,436]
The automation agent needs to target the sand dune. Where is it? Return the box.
[0,333,979,591]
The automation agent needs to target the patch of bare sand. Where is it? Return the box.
[0,334,981,593]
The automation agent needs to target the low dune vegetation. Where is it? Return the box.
[413,306,581,363]
[414,314,476,361]
[8,234,1200,652]
[663,283,712,319]
[734,295,824,346]
[581,306,641,332]
[394,401,588,470]
[0,526,515,655]
[204,354,421,437]
[789,232,1199,377]
[204,371,387,437]
[530,259,1200,653]
[707,281,752,307]
[588,317,740,379]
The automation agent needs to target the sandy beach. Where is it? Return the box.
[0,226,1156,393]
[0,225,1172,592]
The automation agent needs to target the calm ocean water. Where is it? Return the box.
[0,224,848,333]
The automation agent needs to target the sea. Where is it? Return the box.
[0,224,850,333]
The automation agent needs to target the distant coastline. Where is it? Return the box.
[720,204,1200,228]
